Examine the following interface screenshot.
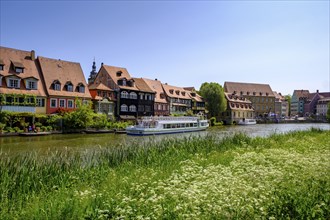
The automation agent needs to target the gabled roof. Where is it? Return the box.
[101,65,139,91]
[273,91,285,101]
[132,78,155,93]
[38,56,91,98]
[162,83,190,99]
[293,90,310,99]
[88,82,112,91]
[142,78,168,103]
[183,87,204,102]
[224,81,274,97]
[224,93,253,111]
[0,46,46,97]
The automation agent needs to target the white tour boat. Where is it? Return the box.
[238,118,257,125]
[126,116,209,136]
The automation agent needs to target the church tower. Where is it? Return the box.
[88,58,98,84]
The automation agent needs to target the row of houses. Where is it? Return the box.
[291,89,330,118]
[0,46,205,119]
[1,46,329,123]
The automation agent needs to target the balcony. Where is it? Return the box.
[1,105,36,113]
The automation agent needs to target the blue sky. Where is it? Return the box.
[1,1,329,95]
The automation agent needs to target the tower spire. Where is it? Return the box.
[88,57,98,84]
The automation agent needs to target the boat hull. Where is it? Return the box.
[126,127,208,136]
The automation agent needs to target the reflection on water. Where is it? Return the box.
[1,123,329,156]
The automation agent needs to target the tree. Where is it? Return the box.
[199,82,227,118]
[63,100,94,129]
[285,94,291,116]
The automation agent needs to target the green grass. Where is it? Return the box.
[0,128,329,219]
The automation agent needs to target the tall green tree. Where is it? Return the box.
[285,94,292,116]
[199,82,227,118]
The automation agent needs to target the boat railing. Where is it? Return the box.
[140,116,202,122]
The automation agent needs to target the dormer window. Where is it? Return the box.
[15,67,24,73]
[77,83,85,93]
[53,80,61,91]
[253,92,256,95]
[247,92,250,95]
[240,91,243,95]
[160,93,165,99]
[118,78,127,86]
[266,92,269,96]
[169,89,174,94]
[25,78,38,90]
[175,90,180,95]
[116,71,122,77]
[12,61,24,74]
[191,93,196,97]
[260,92,262,96]
[127,79,135,87]
[0,59,4,71]
[6,76,21,88]
[65,81,73,92]
[181,91,186,96]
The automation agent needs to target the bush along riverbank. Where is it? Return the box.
[0,128,329,219]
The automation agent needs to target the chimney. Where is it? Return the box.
[101,62,104,66]
[155,78,157,81]
[317,89,319,93]
[31,50,35,61]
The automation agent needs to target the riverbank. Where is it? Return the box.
[0,128,329,219]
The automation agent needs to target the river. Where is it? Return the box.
[0,123,329,156]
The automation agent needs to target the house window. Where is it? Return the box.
[139,93,144,100]
[50,98,57,108]
[59,99,66,108]
[36,98,45,107]
[27,80,37,90]
[54,83,61,91]
[138,105,144,112]
[130,92,137,99]
[67,99,74,108]
[15,68,24,73]
[129,105,136,112]
[121,91,129,98]
[8,78,20,88]
[121,104,128,112]
[78,85,85,93]
[145,105,151,112]
[67,85,73,92]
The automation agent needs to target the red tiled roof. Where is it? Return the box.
[133,78,155,93]
[38,56,91,98]
[101,65,139,91]
[88,82,112,91]
[162,83,190,99]
[0,46,46,97]
[225,93,254,111]
[224,81,274,97]
[293,90,310,99]
[142,78,168,104]
[183,87,204,102]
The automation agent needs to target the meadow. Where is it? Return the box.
[0,128,329,219]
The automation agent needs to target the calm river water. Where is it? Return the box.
[1,123,329,156]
